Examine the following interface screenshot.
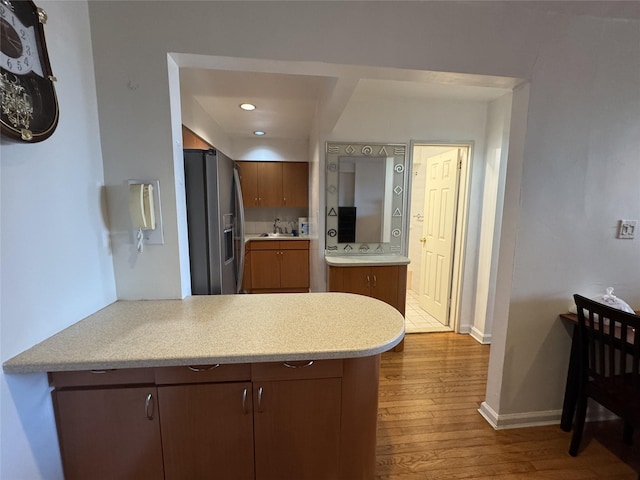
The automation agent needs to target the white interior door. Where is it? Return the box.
[418,149,461,325]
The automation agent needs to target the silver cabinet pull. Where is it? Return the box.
[366,274,371,287]
[373,275,377,287]
[187,364,220,372]
[257,386,264,413]
[283,360,314,369]
[242,387,249,414]
[145,393,154,420]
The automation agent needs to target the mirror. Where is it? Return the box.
[325,142,408,254]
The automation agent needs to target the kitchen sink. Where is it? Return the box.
[260,233,295,238]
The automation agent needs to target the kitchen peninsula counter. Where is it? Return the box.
[4,293,403,479]
[3,292,404,374]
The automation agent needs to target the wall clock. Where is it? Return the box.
[0,0,58,142]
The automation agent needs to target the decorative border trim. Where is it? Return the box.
[324,142,408,255]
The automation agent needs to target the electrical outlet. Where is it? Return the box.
[618,219,637,239]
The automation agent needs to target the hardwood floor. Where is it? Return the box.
[376,333,639,479]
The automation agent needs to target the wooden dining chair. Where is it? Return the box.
[570,294,640,456]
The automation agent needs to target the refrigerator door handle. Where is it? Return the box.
[233,167,246,293]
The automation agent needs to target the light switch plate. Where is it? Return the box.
[618,219,637,239]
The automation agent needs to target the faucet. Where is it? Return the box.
[273,218,283,234]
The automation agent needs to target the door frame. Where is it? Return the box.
[407,141,473,334]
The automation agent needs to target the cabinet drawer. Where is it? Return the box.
[252,359,343,381]
[154,363,251,385]
[49,368,155,388]
[280,240,309,250]
[249,240,309,251]
[250,240,279,250]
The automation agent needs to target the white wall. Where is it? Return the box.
[491,15,640,422]
[471,94,513,344]
[0,2,116,478]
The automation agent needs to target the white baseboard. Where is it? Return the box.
[478,402,562,430]
[470,326,492,344]
[478,401,617,430]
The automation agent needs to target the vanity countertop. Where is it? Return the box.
[2,293,404,374]
[325,255,411,267]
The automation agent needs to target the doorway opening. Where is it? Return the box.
[406,143,471,334]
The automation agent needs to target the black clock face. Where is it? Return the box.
[0,0,58,142]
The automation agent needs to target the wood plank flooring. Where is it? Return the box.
[376,333,639,479]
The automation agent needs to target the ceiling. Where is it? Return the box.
[179,67,514,140]
[176,1,639,141]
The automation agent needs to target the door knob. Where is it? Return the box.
[420,237,426,244]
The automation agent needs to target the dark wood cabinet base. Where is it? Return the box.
[50,356,380,480]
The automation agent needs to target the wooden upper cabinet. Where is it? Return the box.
[282,162,309,207]
[237,161,308,208]
[258,162,283,207]
[237,161,259,207]
[182,126,213,150]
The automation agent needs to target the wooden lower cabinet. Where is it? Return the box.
[51,357,378,480]
[247,240,309,293]
[254,378,342,480]
[158,382,255,480]
[328,264,407,352]
[53,386,164,480]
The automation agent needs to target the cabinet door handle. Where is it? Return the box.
[283,360,314,369]
[366,275,371,287]
[242,387,249,414]
[257,386,264,413]
[373,275,377,287]
[145,393,154,420]
[187,364,220,372]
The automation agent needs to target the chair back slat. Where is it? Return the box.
[569,294,640,456]
[574,294,640,391]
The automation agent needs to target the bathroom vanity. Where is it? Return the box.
[324,142,411,351]
[326,255,409,352]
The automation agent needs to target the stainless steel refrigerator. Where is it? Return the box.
[184,149,245,294]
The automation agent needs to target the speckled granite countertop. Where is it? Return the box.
[325,255,410,266]
[3,293,404,374]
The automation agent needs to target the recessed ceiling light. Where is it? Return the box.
[240,103,256,111]
[253,131,266,136]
